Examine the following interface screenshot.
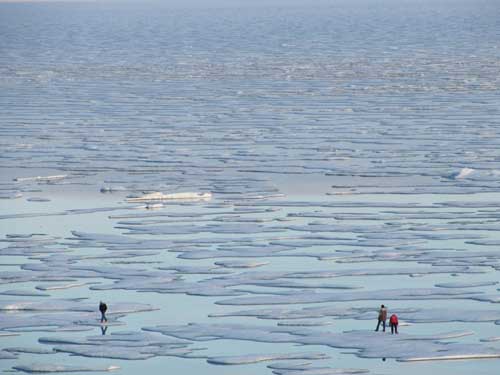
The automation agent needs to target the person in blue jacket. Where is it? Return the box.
[99,301,108,323]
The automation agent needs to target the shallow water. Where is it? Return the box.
[1,0,500,374]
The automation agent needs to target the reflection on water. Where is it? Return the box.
[100,326,108,336]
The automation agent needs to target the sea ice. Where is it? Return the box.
[270,366,369,375]
[13,363,120,372]
[207,352,329,365]
[435,281,498,288]
[13,175,67,182]
[215,260,270,268]
[215,288,482,305]
[144,322,500,362]
[126,192,212,202]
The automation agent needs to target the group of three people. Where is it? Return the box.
[376,304,398,334]
[98,302,399,334]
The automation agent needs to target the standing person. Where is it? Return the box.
[375,304,387,332]
[389,313,399,334]
[99,301,108,323]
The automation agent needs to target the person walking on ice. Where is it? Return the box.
[99,301,108,323]
[389,313,399,334]
[375,304,387,332]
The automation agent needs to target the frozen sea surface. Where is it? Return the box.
[1,0,500,374]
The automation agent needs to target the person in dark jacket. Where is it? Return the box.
[389,313,399,334]
[375,304,387,332]
[99,301,108,323]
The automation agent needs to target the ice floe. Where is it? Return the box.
[13,363,120,373]
[215,288,484,305]
[126,192,212,202]
[145,323,500,362]
[0,299,156,333]
[0,190,23,199]
[207,352,329,365]
[0,300,155,314]
[1,350,18,359]
[14,175,67,183]
[35,282,100,291]
[215,260,270,268]
[435,281,498,288]
[268,364,369,375]
[37,330,201,360]
[0,289,50,297]
[5,347,55,355]
[26,197,51,202]
[449,168,475,180]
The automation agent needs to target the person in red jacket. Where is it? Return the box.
[389,314,398,334]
